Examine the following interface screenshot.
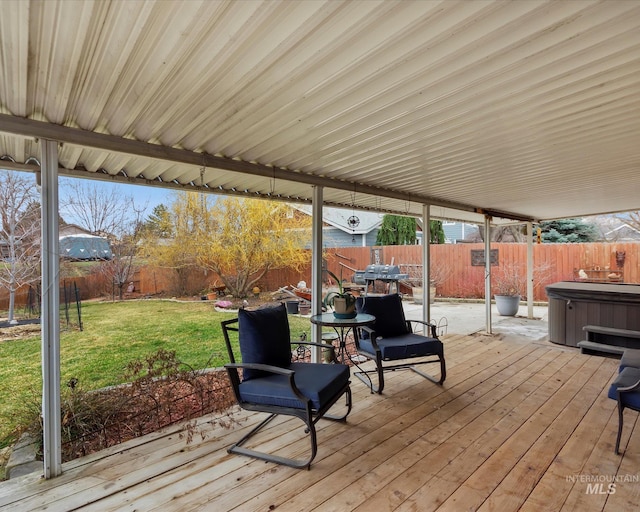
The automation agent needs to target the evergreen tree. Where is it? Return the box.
[141,204,173,238]
[537,218,598,243]
[376,215,417,245]
[429,220,445,244]
[375,216,445,245]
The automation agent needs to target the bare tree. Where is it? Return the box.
[61,181,146,238]
[99,234,142,300]
[0,171,40,323]
[61,181,147,299]
[612,211,640,240]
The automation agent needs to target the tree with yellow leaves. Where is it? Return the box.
[196,197,311,298]
[139,192,216,295]
[140,194,311,298]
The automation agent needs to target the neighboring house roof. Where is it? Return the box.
[59,223,92,237]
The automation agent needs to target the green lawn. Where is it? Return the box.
[0,300,314,447]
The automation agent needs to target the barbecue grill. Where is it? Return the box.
[354,264,409,294]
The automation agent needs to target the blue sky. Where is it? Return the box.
[58,177,178,225]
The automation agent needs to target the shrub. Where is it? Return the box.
[16,349,236,464]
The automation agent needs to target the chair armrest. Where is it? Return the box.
[619,377,640,393]
[355,325,381,351]
[225,363,308,403]
[225,362,294,376]
[359,325,376,336]
[407,319,438,338]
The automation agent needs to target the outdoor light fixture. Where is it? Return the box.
[348,186,360,243]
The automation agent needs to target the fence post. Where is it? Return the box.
[74,281,83,331]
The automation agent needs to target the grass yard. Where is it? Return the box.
[0,299,314,448]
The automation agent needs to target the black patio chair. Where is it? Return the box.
[221,303,352,469]
[354,293,445,394]
[608,365,640,454]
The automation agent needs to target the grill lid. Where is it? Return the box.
[361,264,408,280]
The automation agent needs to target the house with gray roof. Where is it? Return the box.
[295,205,385,248]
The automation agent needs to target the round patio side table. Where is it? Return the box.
[309,313,375,364]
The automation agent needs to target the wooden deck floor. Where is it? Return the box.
[1,332,639,511]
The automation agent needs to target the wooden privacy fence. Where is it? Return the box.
[2,243,638,309]
[252,242,640,302]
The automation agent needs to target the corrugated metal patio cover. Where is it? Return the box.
[1,0,640,223]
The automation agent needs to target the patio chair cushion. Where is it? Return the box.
[356,294,409,338]
[608,367,640,409]
[238,362,350,410]
[238,303,291,381]
[358,332,443,361]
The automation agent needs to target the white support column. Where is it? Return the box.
[40,139,61,478]
[311,185,323,362]
[422,204,431,327]
[484,215,493,334]
[527,221,534,319]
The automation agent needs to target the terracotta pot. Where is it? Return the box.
[298,303,311,315]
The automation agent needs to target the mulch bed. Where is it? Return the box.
[60,370,237,462]
[64,335,362,462]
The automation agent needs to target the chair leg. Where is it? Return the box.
[355,355,446,394]
[354,368,384,394]
[322,386,353,421]
[409,355,446,385]
[354,354,385,394]
[228,412,317,469]
[229,385,351,469]
[615,402,625,455]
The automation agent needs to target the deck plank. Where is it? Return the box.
[164,339,532,511]
[351,349,580,512]
[1,333,638,512]
[429,354,607,512]
[518,378,618,512]
[328,353,565,511]
[602,412,640,512]
[559,411,628,512]
[474,358,618,512]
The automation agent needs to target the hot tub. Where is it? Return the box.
[546,281,640,347]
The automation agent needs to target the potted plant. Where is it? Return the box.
[406,260,452,304]
[493,262,524,316]
[323,269,357,318]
